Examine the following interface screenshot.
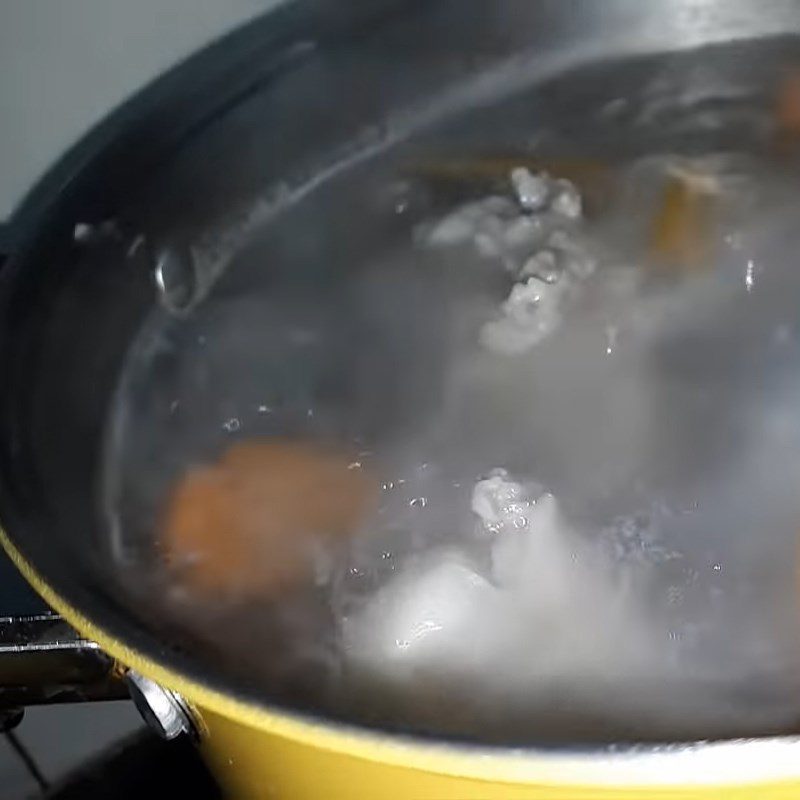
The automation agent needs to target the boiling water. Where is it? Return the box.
[105,41,800,742]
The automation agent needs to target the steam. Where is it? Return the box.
[105,141,800,742]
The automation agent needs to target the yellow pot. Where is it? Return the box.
[5,530,800,800]
[4,6,800,798]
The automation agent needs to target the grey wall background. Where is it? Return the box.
[0,0,285,220]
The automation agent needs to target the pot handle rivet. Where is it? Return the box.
[125,669,198,741]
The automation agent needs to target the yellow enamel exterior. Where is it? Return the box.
[199,708,800,800]
[4,528,800,800]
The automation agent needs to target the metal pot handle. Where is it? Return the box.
[0,613,196,740]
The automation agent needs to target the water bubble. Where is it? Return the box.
[712,562,722,572]
[744,260,755,293]
[381,551,393,560]
[73,223,94,242]
[410,497,428,509]
[223,417,241,433]
[513,516,528,529]
[257,404,271,414]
